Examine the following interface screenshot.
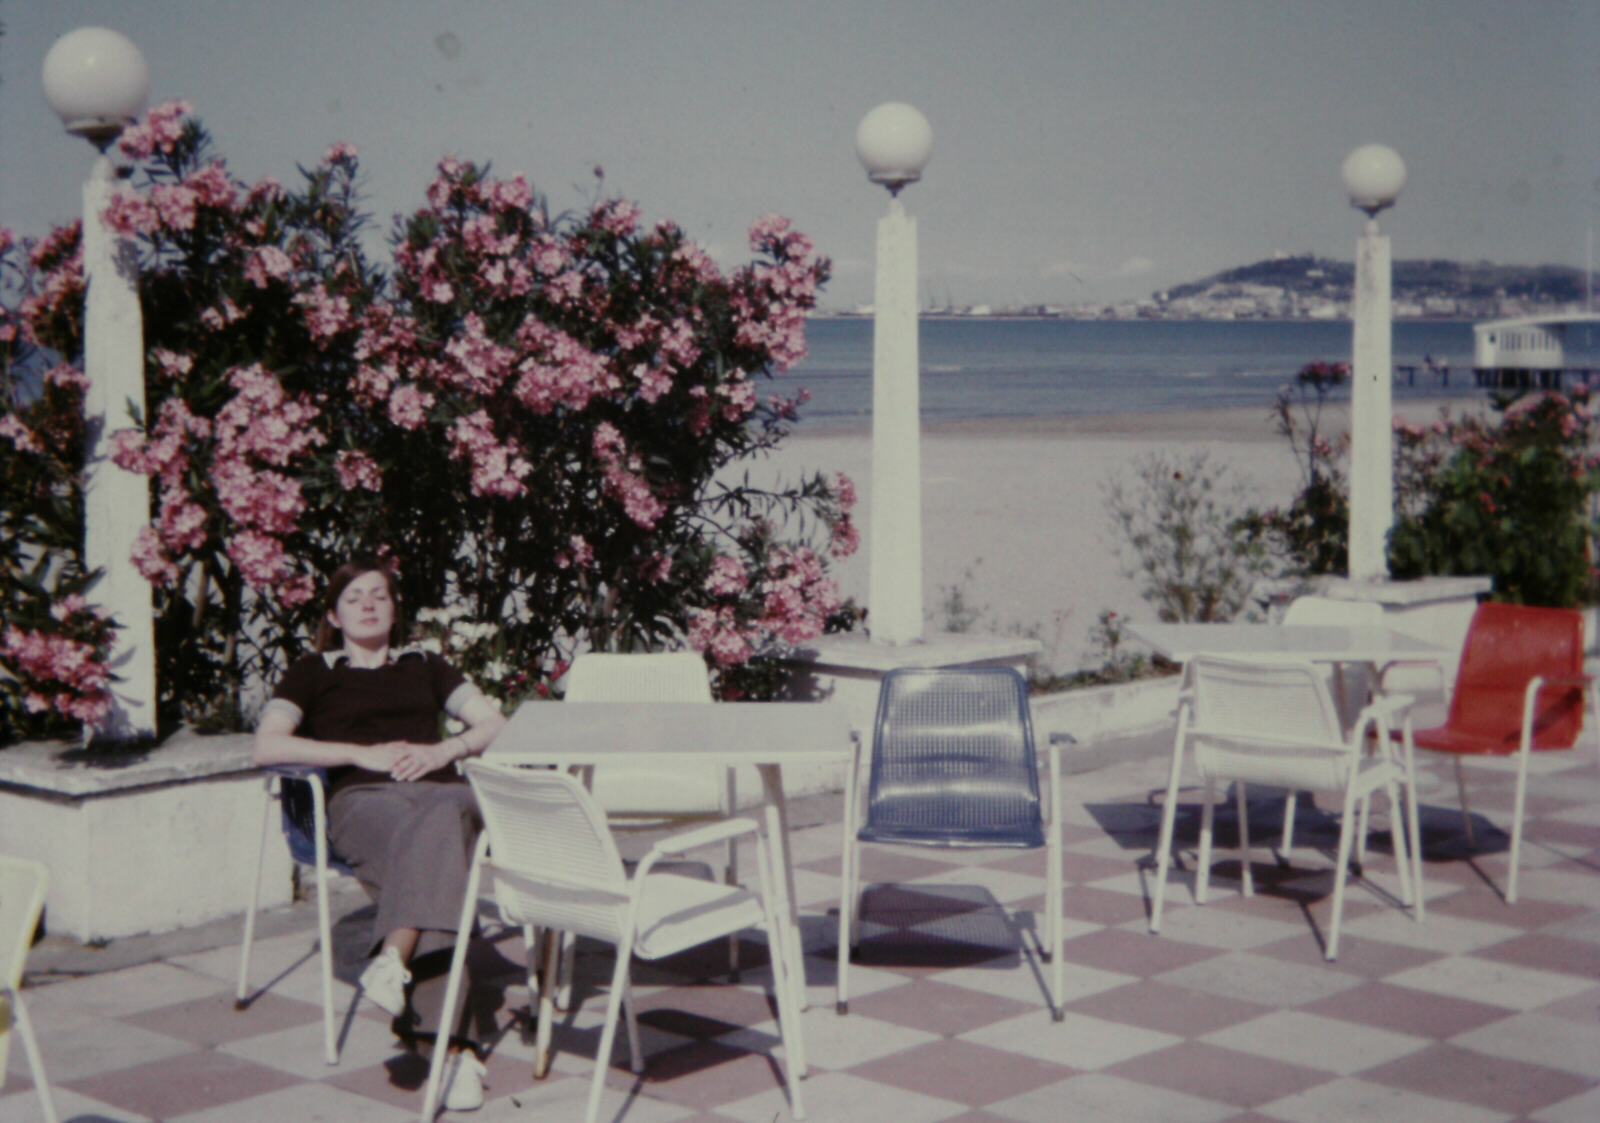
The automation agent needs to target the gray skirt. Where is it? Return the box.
[328,774,483,1041]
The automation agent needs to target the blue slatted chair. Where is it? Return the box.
[836,666,1064,1019]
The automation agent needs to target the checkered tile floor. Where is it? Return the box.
[6,738,1598,1122]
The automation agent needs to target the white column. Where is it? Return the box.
[82,153,157,743]
[1348,219,1392,582]
[867,198,924,645]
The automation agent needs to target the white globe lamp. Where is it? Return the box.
[1341,143,1406,218]
[855,102,933,196]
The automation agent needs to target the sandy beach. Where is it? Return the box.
[755,395,1491,673]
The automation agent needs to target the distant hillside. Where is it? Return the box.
[1161,256,1593,314]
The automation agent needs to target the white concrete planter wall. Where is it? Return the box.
[1,664,1178,945]
[0,730,290,943]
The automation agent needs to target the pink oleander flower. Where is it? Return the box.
[226,528,295,590]
[102,193,159,238]
[323,141,359,164]
[293,285,353,341]
[555,534,594,570]
[0,414,42,454]
[117,99,192,160]
[448,410,532,498]
[688,607,755,667]
[334,449,383,492]
[243,245,294,288]
[387,382,435,429]
[705,555,748,596]
[149,183,200,231]
[150,348,195,379]
[131,525,181,585]
[592,199,641,237]
[185,162,237,210]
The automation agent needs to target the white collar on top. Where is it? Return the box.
[322,643,428,669]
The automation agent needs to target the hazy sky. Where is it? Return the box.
[4,1,1596,308]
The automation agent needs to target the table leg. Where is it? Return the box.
[757,763,808,1076]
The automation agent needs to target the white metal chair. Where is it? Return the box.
[1,854,59,1123]
[237,766,354,1065]
[1279,595,1385,859]
[420,762,803,1123]
[1150,655,1418,960]
[836,666,1064,1019]
[561,652,739,996]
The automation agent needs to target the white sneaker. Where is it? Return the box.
[358,946,411,1017]
[442,1050,487,1112]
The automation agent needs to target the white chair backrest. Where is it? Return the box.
[0,855,47,992]
[465,762,633,943]
[565,652,713,703]
[1282,596,1383,628]
[565,652,723,815]
[1188,656,1350,791]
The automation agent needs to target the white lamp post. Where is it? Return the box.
[1341,143,1406,582]
[42,27,157,745]
[856,102,933,646]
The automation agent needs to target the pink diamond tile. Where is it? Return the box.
[1473,931,1600,979]
[1066,980,1270,1037]
[1057,926,1225,977]
[603,1039,791,1111]
[120,989,324,1046]
[1060,884,1156,926]
[1301,979,1513,1040]
[321,1051,437,1110]
[1423,888,1589,929]
[845,1038,1074,1106]
[1534,984,1600,1024]
[62,1049,303,1118]
[844,977,1038,1036]
[1107,1040,1333,1109]
[1362,1042,1598,1117]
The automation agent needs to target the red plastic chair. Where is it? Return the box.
[1394,602,1598,905]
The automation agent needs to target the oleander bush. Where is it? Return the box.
[0,103,859,742]
[1252,359,1600,607]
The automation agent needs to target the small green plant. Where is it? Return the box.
[1104,450,1270,622]
[936,564,985,634]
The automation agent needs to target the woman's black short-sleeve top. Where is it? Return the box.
[270,649,467,747]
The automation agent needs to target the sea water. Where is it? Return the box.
[785,318,1600,430]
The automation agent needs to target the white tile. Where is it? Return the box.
[1384,956,1593,1010]
[733,1006,936,1071]
[1126,903,1309,950]
[1155,952,1364,1008]
[1,1083,155,1122]
[30,1020,197,1083]
[965,1009,1181,1070]
[1451,1012,1600,1077]
[1201,1010,1427,1075]
[937,957,1131,1007]
[24,961,229,1024]
[988,1072,1233,1123]
[1257,1075,1508,1123]
[219,1015,408,1080]
[1339,905,1521,953]
[915,863,1056,904]
[717,1069,964,1123]
[169,1082,413,1122]
[1531,1083,1600,1123]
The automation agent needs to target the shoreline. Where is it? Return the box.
[788,393,1492,443]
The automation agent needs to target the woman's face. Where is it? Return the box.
[330,569,395,650]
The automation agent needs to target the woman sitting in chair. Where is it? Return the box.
[253,556,506,1111]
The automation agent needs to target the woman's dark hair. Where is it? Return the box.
[315,557,405,652]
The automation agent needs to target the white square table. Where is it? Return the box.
[485,700,856,1073]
